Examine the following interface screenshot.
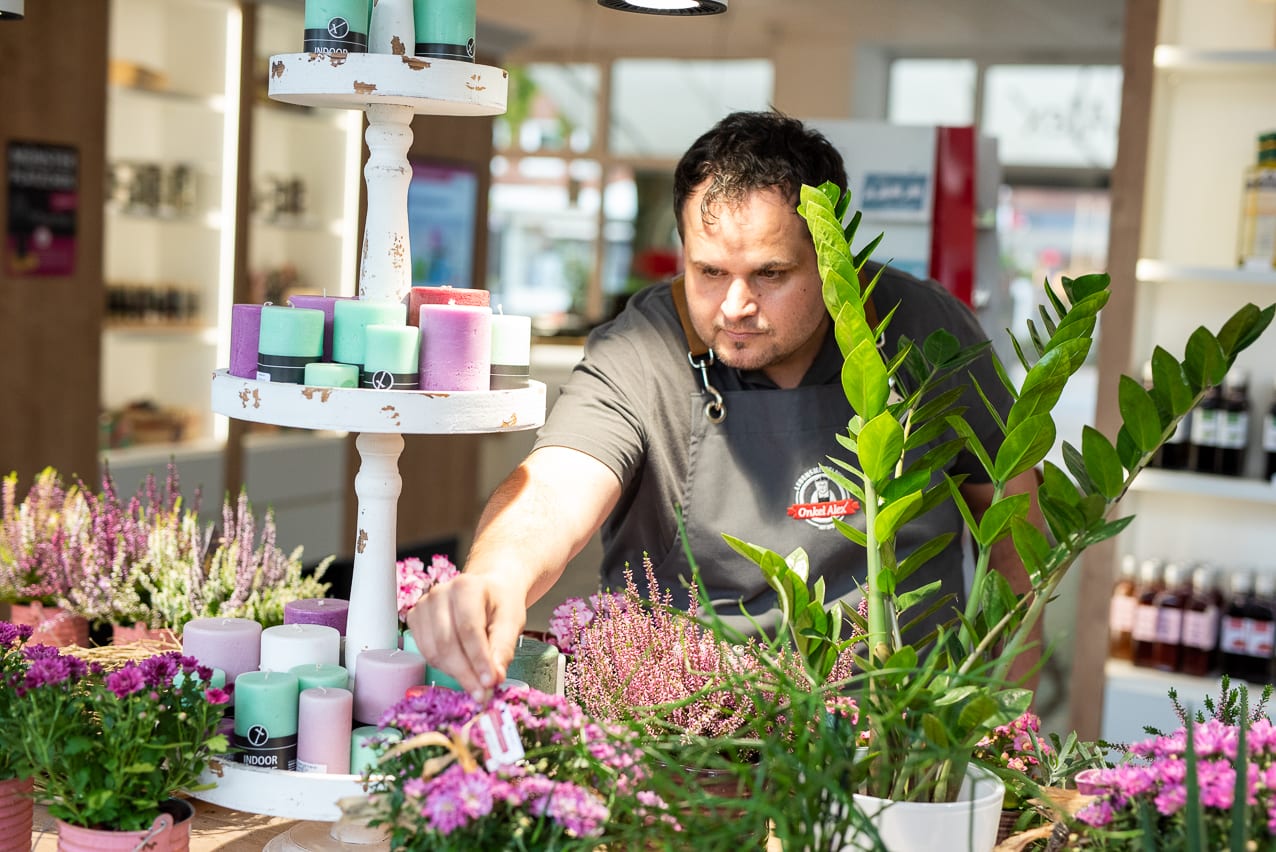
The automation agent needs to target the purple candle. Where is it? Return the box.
[289,294,354,362]
[297,687,354,775]
[229,304,264,378]
[181,617,263,684]
[284,598,350,635]
[352,648,426,725]
[419,302,492,391]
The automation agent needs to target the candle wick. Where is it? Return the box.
[497,304,504,315]
[518,635,524,649]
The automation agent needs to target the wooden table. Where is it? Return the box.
[31,801,308,850]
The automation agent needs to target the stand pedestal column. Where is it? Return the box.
[345,432,405,678]
[358,103,415,304]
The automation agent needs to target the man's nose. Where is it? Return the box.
[721,277,757,320]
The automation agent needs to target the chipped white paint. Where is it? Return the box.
[193,758,374,821]
[346,431,406,679]
[368,0,413,56]
[211,371,545,433]
[360,102,415,304]
[266,53,507,115]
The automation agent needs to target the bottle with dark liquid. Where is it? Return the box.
[1221,571,1276,684]
[1108,554,1138,660]
[1191,386,1222,474]
[1263,378,1276,483]
[1217,368,1251,477]
[1151,562,1189,672]
[1179,565,1222,677]
[1130,558,1165,669]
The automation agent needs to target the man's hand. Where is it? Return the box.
[407,572,527,700]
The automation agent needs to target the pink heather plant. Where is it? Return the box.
[547,591,625,655]
[352,683,674,851]
[396,554,459,623]
[562,555,855,741]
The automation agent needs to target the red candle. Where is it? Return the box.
[408,285,489,327]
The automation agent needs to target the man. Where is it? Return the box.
[408,110,1039,700]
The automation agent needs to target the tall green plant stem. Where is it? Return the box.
[958,481,1005,650]
[863,479,889,664]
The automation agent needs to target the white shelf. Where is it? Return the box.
[1129,468,1276,503]
[1136,258,1276,287]
[211,370,545,434]
[109,82,228,112]
[194,757,375,821]
[267,53,507,115]
[1153,45,1276,71]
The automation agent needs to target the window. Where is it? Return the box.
[887,59,977,127]
[983,65,1122,169]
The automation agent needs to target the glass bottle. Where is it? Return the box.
[1179,565,1222,677]
[1217,368,1251,478]
[1220,570,1254,680]
[1130,558,1165,669]
[1190,385,1222,475]
[1248,573,1276,684]
[1264,377,1276,483]
[1237,132,1276,271]
[1108,553,1138,660]
[1151,562,1189,672]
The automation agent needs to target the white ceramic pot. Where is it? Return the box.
[845,764,1005,852]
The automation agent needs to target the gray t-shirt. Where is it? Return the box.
[533,262,1011,604]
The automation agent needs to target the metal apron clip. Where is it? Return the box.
[688,349,726,424]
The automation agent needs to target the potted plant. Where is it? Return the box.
[6,640,229,849]
[0,621,36,849]
[709,182,1274,849]
[342,683,679,851]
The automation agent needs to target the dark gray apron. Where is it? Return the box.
[655,383,967,639]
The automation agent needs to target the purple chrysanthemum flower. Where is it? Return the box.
[106,665,146,698]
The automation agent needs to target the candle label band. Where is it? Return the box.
[414,40,475,61]
[233,728,298,770]
[304,26,369,54]
[490,365,530,390]
[295,758,327,773]
[257,355,311,385]
[361,370,420,390]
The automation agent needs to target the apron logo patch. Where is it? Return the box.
[788,467,860,529]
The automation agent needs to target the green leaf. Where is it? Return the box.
[977,492,1031,545]
[956,694,1000,733]
[1010,517,1051,578]
[933,685,980,707]
[1077,514,1136,548]
[1039,493,1087,542]
[1217,302,1271,358]
[1037,303,1059,337]
[842,339,890,419]
[903,438,965,477]
[1151,346,1196,416]
[895,579,944,614]
[880,469,933,504]
[858,412,906,483]
[1115,426,1146,475]
[832,295,875,356]
[831,515,869,547]
[1040,460,1081,507]
[910,386,968,427]
[944,474,981,542]
[946,416,995,477]
[921,713,951,749]
[853,231,886,271]
[1081,426,1124,499]
[994,414,1056,481]
[1060,442,1101,497]
[1183,327,1227,391]
[874,491,924,542]
[922,329,960,365]
[1007,338,1091,430]
[1119,375,1163,452]
[896,534,956,584]
[1062,273,1110,302]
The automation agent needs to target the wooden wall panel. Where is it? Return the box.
[0,2,108,485]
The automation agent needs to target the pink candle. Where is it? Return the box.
[288,294,354,362]
[352,648,426,725]
[408,286,489,327]
[284,598,350,635]
[297,687,354,775]
[229,304,263,378]
[180,617,263,684]
[419,302,492,391]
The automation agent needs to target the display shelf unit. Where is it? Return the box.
[1080,0,1276,742]
[194,42,526,824]
[1102,659,1265,745]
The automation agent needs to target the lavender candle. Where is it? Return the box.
[297,687,354,774]
[284,598,351,635]
[229,304,264,379]
[419,302,491,391]
[181,617,263,685]
[352,648,426,725]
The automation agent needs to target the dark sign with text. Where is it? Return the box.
[6,141,79,277]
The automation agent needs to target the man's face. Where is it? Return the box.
[680,184,829,390]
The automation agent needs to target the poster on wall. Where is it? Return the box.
[5,141,79,277]
[407,160,477,290]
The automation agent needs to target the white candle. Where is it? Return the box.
[297,687,354,775]
[260,623,341,672]
[489,310,532,390]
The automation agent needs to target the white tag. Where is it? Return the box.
[256,370,270,381]
[295,759,326,773]
[478,703,525,771]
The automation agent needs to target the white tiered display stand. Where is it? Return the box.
[196,33,543,848]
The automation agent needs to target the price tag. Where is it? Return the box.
[477,702,525,771]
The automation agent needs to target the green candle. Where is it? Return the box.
[291,662,350,691]
[423,665,462,692]
[258,306,325,384]
[361,324,420,390]
[304,0,371,55]
[505,635,560,695]
[350,725,402,776]
[232,670,301,770]
[304,362,359,388]
[333,300,405,366]
[413,0,475,61]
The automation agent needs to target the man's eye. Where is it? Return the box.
[757,269,782,280]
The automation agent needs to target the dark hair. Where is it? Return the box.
[672,110,848,236]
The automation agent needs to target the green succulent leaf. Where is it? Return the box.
[831,515,869,547]
[1183,327,1227,391]
[859,412,906,482]
[1040,460,1082,507]
[880,469,933,503]
[946,416,995,477]
[874,491,924,542]
[1119,375,1163,453]
[957,694,1000,733]
[977,492,1031,545]
[1060,442,1101,497]
[903,438,965,477]
[1151,346,1196,417]
[842,339,890,419]
[1010,516,1051,578]
[1007,338,1091,430]
[896,533,957,584]
[895,579,944,615]
[994,414,1056,481]
[1217,302,1275,358]
[1081,426,1124,499]
[921,714,951,749]
[1061,272,1110,302]
[922,329,961,366]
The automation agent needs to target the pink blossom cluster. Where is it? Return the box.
[547,591,626,654]
[1077,718,1276,839]
[974,710,1050,775]
[396,554,459,622]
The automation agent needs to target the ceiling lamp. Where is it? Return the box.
[597,0,727,16]
[0,0,24,20]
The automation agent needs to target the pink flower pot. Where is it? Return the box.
[8,601,88,647]
[112,622,180,647]
[55,810,174,851]
[160,799,194,852]
[0,777,34,850]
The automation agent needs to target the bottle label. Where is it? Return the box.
[1109,595,1136,634]
[1264,415,1276,453]
[1191,409,1219,445]
[1132,604,1160,642]
[1248,620,1276,658]
[1182,607,1219,650]
[1218,413,1250,449]
[1221,616,1250,653]
[1154,609,1184,644]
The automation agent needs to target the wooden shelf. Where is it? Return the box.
[1136,258,1276,287]
[1153,46,1276,71]
[1128,467,1276,504]
[109,81,227,111]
